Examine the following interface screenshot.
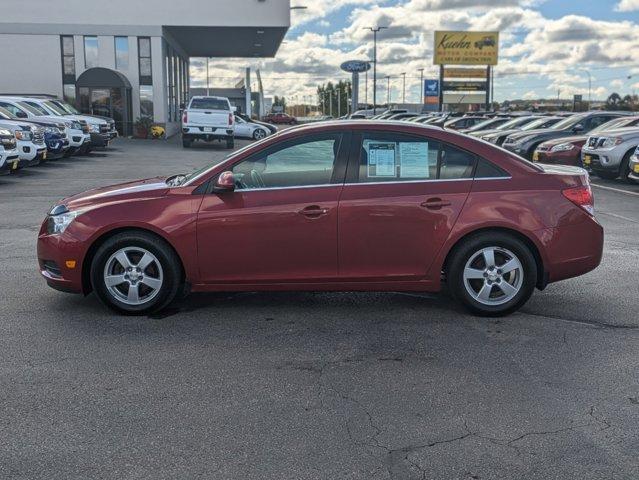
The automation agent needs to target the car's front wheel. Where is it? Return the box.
[91,231,182,315]
[447,232,537,316]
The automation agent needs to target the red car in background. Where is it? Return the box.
[262,112,297,125]
[37,121,603,317]
[533,116,639,167]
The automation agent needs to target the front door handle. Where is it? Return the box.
[298,205,329,218]
[420,198,452,210]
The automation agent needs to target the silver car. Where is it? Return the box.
[581,127,639,180]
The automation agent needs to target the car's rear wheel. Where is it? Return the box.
[447,232,537,316]
[252,128,266,140]
[226,137,235,149]
[182,138,192,148]
[91,231,182,315]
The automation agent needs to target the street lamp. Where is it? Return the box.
[385,75,391,104]
[418,68,424,103]
[363,26,387,115]
[580,68,592,104]
[401,72,406,103]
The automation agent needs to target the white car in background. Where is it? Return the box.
[0,119,47,168]
[0,97,87,155]
[0,128,20,175]
[234,115,270,140]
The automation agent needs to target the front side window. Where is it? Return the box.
[84,36,98,68]
[115,36,129,70]
[232,134,342,190]
[0,102,28,118]
[19,101,49,116]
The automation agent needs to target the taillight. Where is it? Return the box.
[562,185,594,216]
[228,113,233,126]
[182,112,187,123]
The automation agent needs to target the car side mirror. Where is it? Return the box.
[213,171,235,193]
[179,103,185,110]
[572,123,584,132]
[16,110,28,118]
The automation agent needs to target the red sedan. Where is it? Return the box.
[37,121,603,316]
[262,112,297,125]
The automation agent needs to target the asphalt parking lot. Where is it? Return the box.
[1,137,639,479]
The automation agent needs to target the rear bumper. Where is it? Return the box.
[538,216,604,284]
[182,126,234,139]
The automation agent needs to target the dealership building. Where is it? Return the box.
[0,0,290,136]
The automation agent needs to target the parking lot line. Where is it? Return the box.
[591,183,639,197]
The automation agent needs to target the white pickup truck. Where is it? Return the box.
[181,96,235,149]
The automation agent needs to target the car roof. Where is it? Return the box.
[190,96,227,100]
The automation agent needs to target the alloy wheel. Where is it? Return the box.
[462,247,523,306]
[103,247,163,305]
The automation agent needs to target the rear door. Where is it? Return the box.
[187,98,230,128]
[337,131,475,281]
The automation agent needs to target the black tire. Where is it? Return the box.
[252,129,266,140]
[90,231,183,315]
[182,138,192,148]
[619,150,634,183]
[226,137,235,149]
[447,232,538,317]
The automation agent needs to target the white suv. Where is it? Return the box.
[0,119,47,168]
[181,96,235,149]
[0,128,20,175]
[0,98,87,156]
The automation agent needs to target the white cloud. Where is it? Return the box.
[522,90,538,99]
[615,0,639,11]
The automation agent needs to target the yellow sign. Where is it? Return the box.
[444,67,487,79]
[434,31,499,66]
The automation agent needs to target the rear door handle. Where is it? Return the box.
[298,205,329,218]
[420,198,452,210]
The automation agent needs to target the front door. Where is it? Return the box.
[338,131,474,281]
[196,132,348,284]
[90,88,112,118]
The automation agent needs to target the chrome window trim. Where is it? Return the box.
[232,176,511,192]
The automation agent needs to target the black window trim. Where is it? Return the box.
[345,130,510,185]
[201,131,352,194]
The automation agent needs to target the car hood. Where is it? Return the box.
[540,135,587,147]
[63,114,107,126]
[73,113,114,124]
[59,177,169,210]
[470,128,509,137]
[589,126,639,139]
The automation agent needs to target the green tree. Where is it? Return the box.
[317,80,352,117]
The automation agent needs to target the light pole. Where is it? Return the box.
[418,68,424,103]
[580,68,592,104]
[364,68,368,108]
[385,75,391,105]
[363,26,387,115]
[401,72,406,103]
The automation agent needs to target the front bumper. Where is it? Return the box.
[37,229,86,294]
[533,148,582,167]
[0,154,20,175]
[581,149,623,172]
[90,132,111,148]
[628,154,639,181]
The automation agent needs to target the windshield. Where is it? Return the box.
[496,117,535,130]
[0,106,15,119]
[189,98,229,110]
[43,101,68,115]
[590,117,630,134]
[466,118,502,131]
[551,115,585,130]
[520,118,553,131]
[17,101,47,116]
[53,100,80,114]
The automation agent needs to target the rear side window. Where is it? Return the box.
[474,158,510,178]
[189,98,229,110]
[355,133,479,182]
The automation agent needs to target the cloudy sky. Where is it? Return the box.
[190,0,639,104]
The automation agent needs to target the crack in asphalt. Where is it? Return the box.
[518,310,639,330]
[311,355,617,479]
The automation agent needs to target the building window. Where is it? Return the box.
[138,37,152,85]
[115,37,129,71]
[63,84,76,104]
[84,36,98,69]
[140,85,154,118]
[60,36,75,84]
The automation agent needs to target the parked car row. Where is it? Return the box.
[180,95,276,149]
[345,109,639,183]
[0,95,117,176]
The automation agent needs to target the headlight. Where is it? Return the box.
[65,121,82,130]
[15,130,33,141]
[600,137,623,148]
[46,206,83,234]
[89,124,100,133]
[44,126,57,134]
[550,143,575,152]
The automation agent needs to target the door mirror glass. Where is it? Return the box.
[15,110,28,118]
[213,171,235,192]
[572,123,584,132]
[179,103,185,110]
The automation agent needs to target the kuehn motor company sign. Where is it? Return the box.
[434,31,499,66]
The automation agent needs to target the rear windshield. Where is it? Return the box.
[189,98,229,110]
